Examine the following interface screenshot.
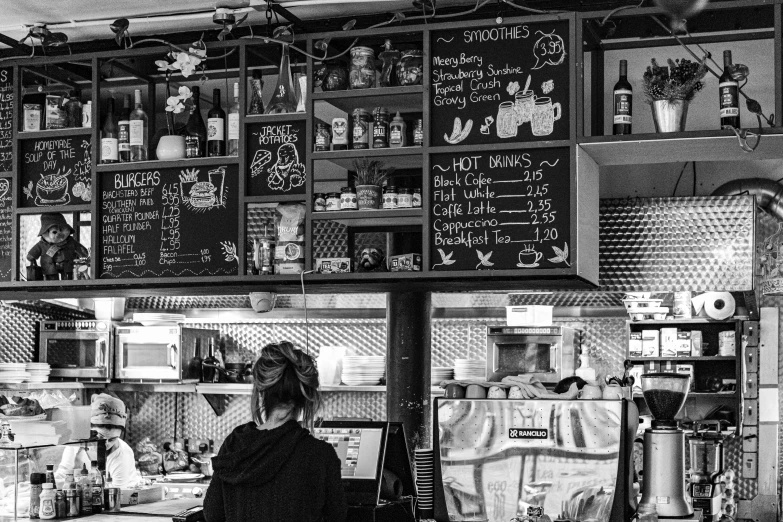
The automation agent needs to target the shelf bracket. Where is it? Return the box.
[23,66,80,89]
[104,59,153,83]
[201,394,228,417]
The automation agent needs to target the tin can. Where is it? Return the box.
[673,291,692,318]
[313,193,327,212]
[104,487,121,512]
[256,236,275,275]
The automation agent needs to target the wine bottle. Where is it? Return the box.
[202,337,218,383]
[185,86,207,158]
[227,82,240,156]
[117,94,131,163]
[207,89,225,157]
[719,50,740,129]
[613,59,632,135]
[129,89,149,161]
[100,98,118,164]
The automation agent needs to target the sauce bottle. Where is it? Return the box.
[389,112,406,148]
[39,484,56,520]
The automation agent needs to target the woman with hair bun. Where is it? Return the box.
[204,341,347,522]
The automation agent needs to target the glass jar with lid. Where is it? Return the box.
[315,123,331,152]
[412,188,422,208]
[313,193,327,212]
[383,186,398,209]
[315,60,349,92]
[352,108,372,149]
[326,193,341,211]
[397,188,412,208]
[349,46,376,89]
[397,50,423,86]
[340,187,358,210]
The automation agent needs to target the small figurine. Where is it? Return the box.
[162,441,190,473]
[26,213,89,280]
[357,247,386,272]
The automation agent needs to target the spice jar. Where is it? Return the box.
[331,117,350,150]
[373,107,390,148]
[413,118,424,146]
[326,192,341,211]
[352,108,371,149]
[397,188,412,208]
[383,186,397,209]
[313,193,327,212]
[315,123,331,151]
[349,46,376,89]
[340,187,358,210]
[412,188,422,207]
[397,50,423,86]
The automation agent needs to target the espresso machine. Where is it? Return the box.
[639,373,700,520]
[688,422,725,522]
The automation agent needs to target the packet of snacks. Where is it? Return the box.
[275,203,305,274]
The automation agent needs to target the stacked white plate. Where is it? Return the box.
[431,367,453,385]
[454,359,485,381]
[132,312,186,326]
[0,363,30,384]
[414,448,435,515]
[25,363,51,383]
[341,356,385,386]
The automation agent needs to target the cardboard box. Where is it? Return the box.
[676,331,692,357]
[388,253,422,272]
[315,258,352,274]
[676,363,695,390]
[629,332,643,357]
[660,360,677,373]
[660,328,678,357]
[121,484,165,505]
[641,330,660,357]
[507,305,553,326]
[691,330,703,356]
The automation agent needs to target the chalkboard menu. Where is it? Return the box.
[430,21,569,146]
[246,120,306,196]
[0,178,11,281]
[430,147,571,271]
[20,136,92,208]
[98,164,239,279]
[0,69,11,173]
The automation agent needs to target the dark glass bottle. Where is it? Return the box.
[613,59,632,135]
[202,338,218,383]
[117,94,131,163]
[100,98,118,164]
[207,89,225,157]
[719,50,740,129]
[188,338,203,382]
[185,86,206,158]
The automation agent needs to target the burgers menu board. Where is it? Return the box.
[430,147,571,271]
[0,69,11,173]
[98,164,239,279]
[430,20,570,146]
[246,120,306,196]
[20,136,92,208]
[0,178,11,281]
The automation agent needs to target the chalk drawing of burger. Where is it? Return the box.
[267,143,305,192]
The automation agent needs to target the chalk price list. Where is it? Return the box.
[0,69,11,172]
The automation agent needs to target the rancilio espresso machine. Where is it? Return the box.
[639,373,700,520]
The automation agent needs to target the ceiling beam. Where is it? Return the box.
[0,32,31,56]
[268,1,310,32]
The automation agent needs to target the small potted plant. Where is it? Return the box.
[642,58,707,132]
[353,158,394,210]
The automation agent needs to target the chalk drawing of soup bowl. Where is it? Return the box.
[36,174,68,203]
[516,246,543,268]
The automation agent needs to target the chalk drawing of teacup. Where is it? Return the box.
[516,247,543,268]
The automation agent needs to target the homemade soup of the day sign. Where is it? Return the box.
[246,120,306,196]
[20,136,92,208]
[430,147,571,271]
[98,164,239,279]
[430,21,570,146]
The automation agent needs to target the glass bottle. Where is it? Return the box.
[185,86,206,158]
[63,90,83,128]
[378,39,401,88]
[613,59,632,135]
[372,107,390,148]
[129,89,148,161]
[719,50,740,129]
[100,97,118,164]
[117,94,131,162]
[207,89,226,157]
[389,111,406,148]
[248,70,265,114]
[352,108,371,149]
[266,42,298,113]
[202,338,218,383]
[79,465,91,515]
[89,461,103,514]
[413,118,424,146]
[227,82,240,156]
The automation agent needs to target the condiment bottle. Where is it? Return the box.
[372,107,390,148]
[66,486,79,517]
[90,461,104,514]
[331,116,350,150]
[389,112,406,148]
[79,464,92,515]
[39,484,56,520]
[315,123,331,151]
[413,118,423,146]
[351,108,371,149]
[30,473,44,519]
[55,490,66,519]
[45,464,56,488]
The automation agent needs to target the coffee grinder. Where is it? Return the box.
[640,373,698,519]
[688,421,725,522]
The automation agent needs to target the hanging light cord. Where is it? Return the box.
[300,270,314,354]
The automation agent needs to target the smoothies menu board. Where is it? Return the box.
[98,165,239,279]
[430,148,571,271]
[20,136,92,208]
[0,69,11,173]
[0,178,10,281]
[430,21,570,146]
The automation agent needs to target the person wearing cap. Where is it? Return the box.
[56,394,142,488]
[26,212,89,280]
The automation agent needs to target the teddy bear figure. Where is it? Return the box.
[26,213,89,280]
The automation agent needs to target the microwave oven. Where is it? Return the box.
[39,321,113,381]
[114,325,218,383]
[486,325,578,384]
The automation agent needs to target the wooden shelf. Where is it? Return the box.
[313,85,423,113]
[0,381,106,390]
[312,208,423,227]
[626,317,747,325]
[628,356,736,362]
[245,113,307,124]
[578,129,783,166]
[18,128,92,139]
[16,204,91,214]
[245,194,308,204]
[312,147,423,169]
[95,156,238,172]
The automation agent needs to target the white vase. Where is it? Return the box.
[156,135,186,160]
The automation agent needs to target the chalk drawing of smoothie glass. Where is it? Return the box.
[496,101,518,139]
[517,246,543,268]
[531,97,561,136]
[513,91,535,126]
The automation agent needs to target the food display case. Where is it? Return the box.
[0,441,104,520]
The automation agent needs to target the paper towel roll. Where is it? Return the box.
[693,292,735,320]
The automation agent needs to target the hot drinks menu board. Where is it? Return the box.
[0,69,11,173]
[430,21,569,146]
[246,120,307,196]
[0,178,11,281]
[20,136,92,208]
[98,164,239,279]
[430,147,570,271]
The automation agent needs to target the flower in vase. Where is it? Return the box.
[164,86,193,134]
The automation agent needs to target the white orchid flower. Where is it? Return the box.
[178,86,192,100]
[165,96,184,113]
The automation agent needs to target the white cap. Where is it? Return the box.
[43,483,54,489]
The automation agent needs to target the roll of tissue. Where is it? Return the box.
[692,292,735,320]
